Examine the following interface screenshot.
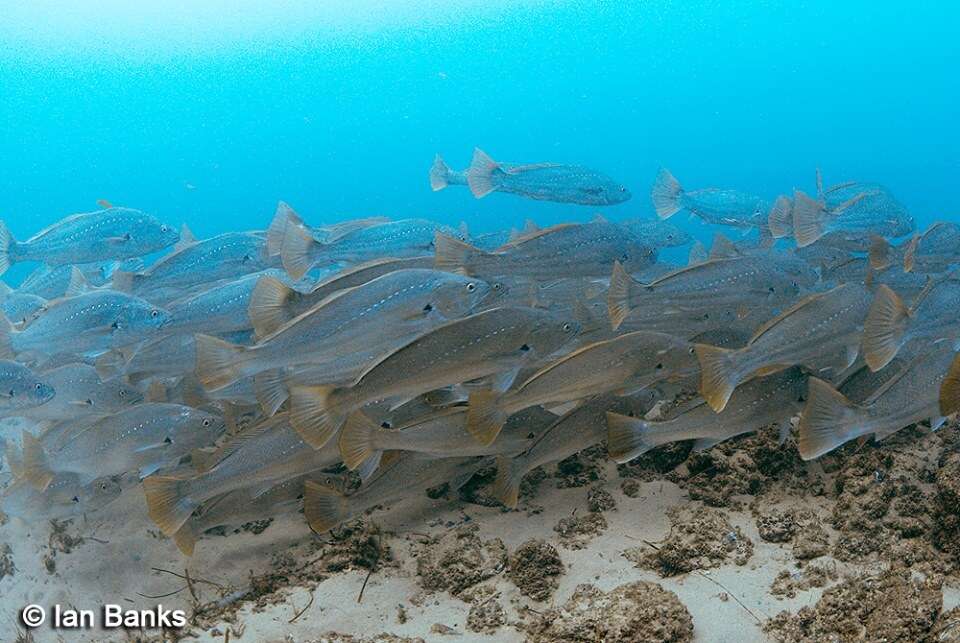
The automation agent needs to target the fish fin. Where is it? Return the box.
[605,412,654,463]
[868,236,891,270]
[266,202,301,256]
[940,354,960,416]
[146,380,167,402]
[172,524,197,557]
[4,441,23,478]
[466,147,502,198]
[797,377,862,460]
[903,233,919,272]
[289,385,345,449]
[767,195,793,238]
[694,344,742,412]
[254,369,288,416]
[651,168,682,219]
[194,334,248,391]
[777,421,793,445]
[20,431,54,491]
[64,267,88,297]
[190,447,218,474]
[490,366,521,394]
[142,475,198,537]
[791,190,827,248]
[831,192,868,214]
[434,232,482,275]
[862,285,909,372]
[0,221,12,276]
[687,240,708,265]
[429,154,452,191]
[303,480,350,533]
[94,349,126,379]
[355,451,383,482]
[466,389,508,446]
[249,275,296,338]
[757,224,775,249]
[606,260,634,330]
[0,313,14,359]
[111,270,136,293]
[175,224,197,251]
[280,220,317,281]
[709,232,739,259]
[338,412,381,471]
[491,455,522,509]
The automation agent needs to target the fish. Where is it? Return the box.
[903,222,960,273]
[18,403,225,490]
[862,280,960,371]
[455,148,631,205]
[435,219,656,280]
[607,254,816,330]
[695,282,873,411]
[289,306,580,449]
[195,269,493,394]
[281,218,461,281]
[798,350,956,459]
[619,219,693,248]
[1,472,125,521]
[0,208,180,276]
[940,353,960,416]
[465,331,697,444]
[142,415,342,546]
[17,264,88,300]
[0,290,170,360]
[792,183,913,248]
[606,367,808,463]
[338,406,558,471]
[0,290,47,327]
[7,363,140,424]
[429,154,469,191]
[491,394,651,508]
[0,360,55,411]
[651,169,768,229]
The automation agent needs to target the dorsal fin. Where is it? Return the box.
[499,223,576,248]
[174,224,197,251]
[708,233,740,259]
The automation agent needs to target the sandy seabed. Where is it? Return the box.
[4,418,960,643]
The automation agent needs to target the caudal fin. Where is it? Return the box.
[253,369,289,416]
[466,148,502,198]
[142,475,198,539]
[249,276,295,338]
[466,389,508,446]
[338,412,382,471]
[289,385,346,449]
[791,190,827,248]
[491,455,523,509]
[194,334,248,391]
[606,260,635,330]
[20,431,54,491]
[280,220,317,281]
[767,195,793,238]
[304,480,351,533]
[434,231,482,275]
[605,412,656,463]
[695,344,743,412]
[651,168,682,219]
[4,441,23,478]
[172,524,198,557]
[266,201,302,256]
[429,154,452,191]
[868,236,892,271]
[862,285,910,372]
[940,354,960,416]
[903,234,919,273]
[0,220,14,276]
[797,377,863,460]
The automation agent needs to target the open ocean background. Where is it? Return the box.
[1,0,957,282]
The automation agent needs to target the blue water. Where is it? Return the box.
[1,1,957,279]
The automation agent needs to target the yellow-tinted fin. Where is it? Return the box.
[249,276,296,338]
[791,190,827,247]
[694,343,742,412]
[466,147,500,198]
[303,480,350,533]
[194,334,247,391]
[172,524,197,557]
[280,220,316,281]
[254,369,288,416]
[490,455,522,509]
[767,195,793,238]
[605,412,654,464]
[433,231,482,275]
[606,260,634,331]
[940,354,960,416]
[288,384,345,449]
[20,431,54,491]
[868,235,891,270]
[465,389,508,446]
[862,285,910,372]
[338,412,382,471]
[903,233,919,272]
[797,378,863,460]
[429,154,451,192]
[651,168,682,219]
[142,475,197,538]
[266,201,302,256]
[4,441,23,478]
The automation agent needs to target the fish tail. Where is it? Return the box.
[466,390,508,446]
[903,233,920,273]
[19,431,54,491]
[4,441,23,478]
[605,412,656,463]
[0,220,15,276]
[253,368,289,416]
[862,285,910,372]
[651,168,682,219]
[194,334,250,391]
[797,377,864,460]
[338,411,383,471]
[466,147,502,198]
[940,354,960,416]
[695,343,744,412]
[0,313,14,360]
[304,480,351,533]
[767,195,793,238]
[429,154,452,191]
[172,524,198,557]
[249,275,296,338]
[434,231,482,275]
[289,384,347,449]
[491,455,524,509]
[281,219,317,281]
[791,190,827,247]
[64,266,88,297]
[868,235,892,270]
[266,201,302,257]
[142,475,198,539]
[606,260,634,330]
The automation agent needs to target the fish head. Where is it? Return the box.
[117,300,172,338]
[3,372,55,409]
[616,241,658,273]
[146,218,183,252]
[479,279,512,308]
[595,180,632,205]
[111,381,145,409]
[528,314,582,357]
[178,408,227,442]
[432,275,493,317]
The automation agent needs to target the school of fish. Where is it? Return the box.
[1,157,958,558]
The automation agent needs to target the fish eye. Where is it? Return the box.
[119,390,126,398]
[688,347,695,354]
[493,282,502,291]
[202,419,211,427]
[161,225,169,233]
[150,310,160,318]
[562,323,572,332]
[466,283,476,292]
[35,383,43,390]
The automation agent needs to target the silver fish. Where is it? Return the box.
[0,360,55,412]
[651,168,768,228]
